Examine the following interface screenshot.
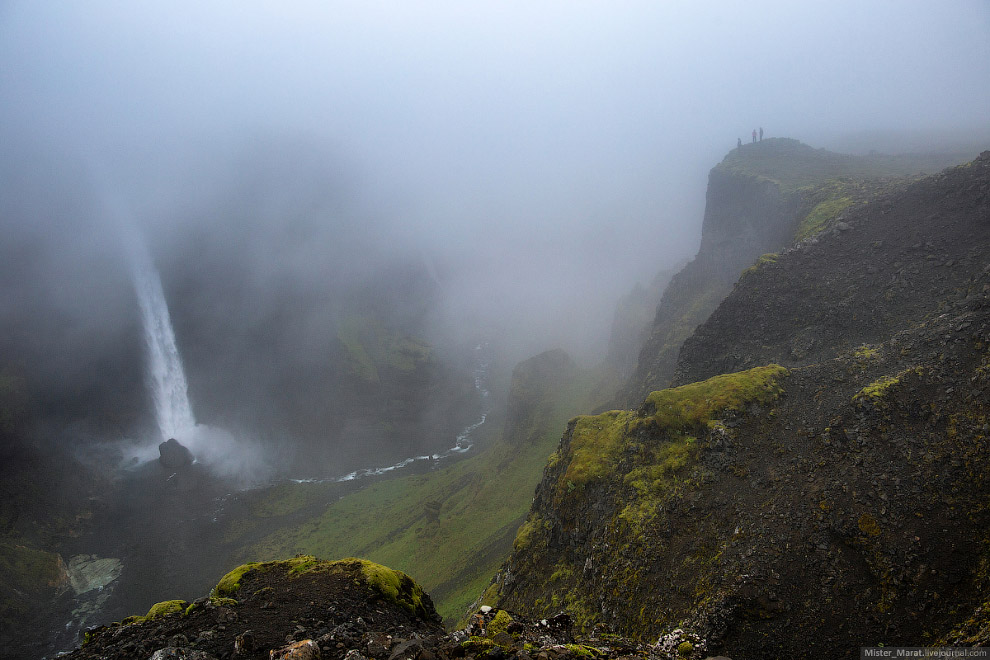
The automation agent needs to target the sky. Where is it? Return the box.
[1,0,989,363]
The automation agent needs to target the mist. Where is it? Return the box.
[1,1,988,478]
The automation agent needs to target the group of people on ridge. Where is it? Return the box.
[737,127,764,148]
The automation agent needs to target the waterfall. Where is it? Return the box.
[130,247,196,442]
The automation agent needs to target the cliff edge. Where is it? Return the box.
[493,150,990,658]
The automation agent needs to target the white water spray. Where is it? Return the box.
[126,238,273,485]
[130,246,196,443]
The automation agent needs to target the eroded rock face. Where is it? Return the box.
[492,153,990,657]
[159,438,194,469]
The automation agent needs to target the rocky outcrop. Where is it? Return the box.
[159,438,194,468]
[67,557,665,660]
[620,138,963,405]
[67,556,442,660]
[490,151,990,657]
[671,152,990,386]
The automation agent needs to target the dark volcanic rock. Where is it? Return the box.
[491,151,990,658]
[66,557,442,660]
[66,558,658,660]
[620,139,970,405]
[672,151,990,387]
[159,438,194,468]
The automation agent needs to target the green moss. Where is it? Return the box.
[215,556,432,619]
[214,561,264,597]
[623,436,698,497]
[561,410,636,490]
[550,563,576,583]
[859,376,899,399]
[513,516,541,552]
[642,365,788,430]
[564,644,604,658]
[796,195,854,241]
[462,637,500,655]
[854,367,922,403]
[354,557,431,618]
[555,365,786,512]
[741,252,779,277]
[487,609,513,638]
[677,640,694,656]
[854,344,880,360]
[145,599,189,620]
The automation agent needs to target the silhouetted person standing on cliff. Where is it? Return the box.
[759,127,764,141]
[738,137,742,148]
[752,129,757,143]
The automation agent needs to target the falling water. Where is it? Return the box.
[130,247,196,442]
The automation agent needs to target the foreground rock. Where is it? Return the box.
[66,556,680,660]
[159,438,194,468]
[67,556,441,660]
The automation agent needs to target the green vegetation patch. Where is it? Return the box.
[214,561,265,597]
[741,252,779,278]
[642,364,788,430]
[120,599,191,625]
[486,609,513,637]
[854,345,880,360]
[561,410,636,489]
[354,557,431,618]
[796,195,854,241]
[858,513,881,537]
[557,365,786,498]
[623,436,698,498]
[513,516,542,552]
[145,599,189,619]
[0,541,64,593]
[853,367,923,404]
[214,556,432,619]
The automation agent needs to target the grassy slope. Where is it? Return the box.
[234,366,601,625]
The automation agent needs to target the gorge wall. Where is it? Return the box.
[492,148,990,657]
[621,138,967,405]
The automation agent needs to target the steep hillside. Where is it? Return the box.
[672,154,990,386]
[492,151,990,657]
[622,138,972,404]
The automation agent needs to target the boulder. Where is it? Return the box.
[158,438,193,468]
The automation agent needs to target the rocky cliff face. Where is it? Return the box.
[622,138,965,405]
[671,155,990,387]
[492,151,990,657]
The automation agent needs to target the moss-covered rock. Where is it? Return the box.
[214,555,435,621]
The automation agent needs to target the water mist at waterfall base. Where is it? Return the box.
[123,244,274,487]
